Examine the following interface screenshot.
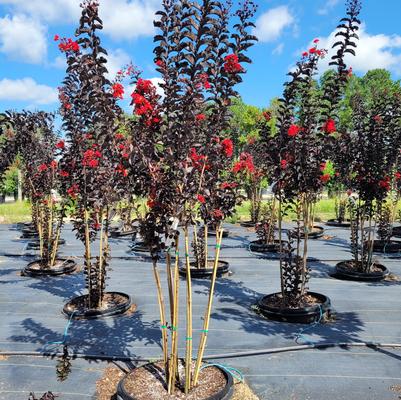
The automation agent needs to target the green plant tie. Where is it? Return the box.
[201,329,209,333]
[215,244,221,249]
[171,326,177,331]
[186,337,192,341]
[175,251,179,256]
[161,325,167,329]
[185,253,190,257]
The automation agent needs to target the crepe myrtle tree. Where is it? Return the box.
[260,0,361,307]
[346,85,401,272]
[124,0,256,395]
[57,0,128,310]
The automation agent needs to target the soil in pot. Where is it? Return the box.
[325,219,351,228]
[334,260,389,282]
[366,240,401,254]
[257,292,331,324]
[290,225,324,240]
[22,258,77,277]
[179,260,230,278]
[249,240,288,254]
[118,361,233,400]
[63,292,132,319]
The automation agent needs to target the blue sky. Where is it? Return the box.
[0,0,401,113]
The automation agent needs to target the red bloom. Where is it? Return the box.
[320,174,331,183]
[136,79,153,94]
[87,159,99,168]
[395,172,401,180]
[54,34,60,41]
[116,164,128,177]
[56,140,65,149]
[221,138,234,158]
[198,73,211,90]
[379,176,391,191]
[50,160,58,169]
[309,47,316,54]
[323,119,336,134]
[302,51,308,57]
[347,67,353,77]
[313,38,319,43]
[93,222,102,230]
[320,162,327,172]
[58,38,80,53]
[115,133,125,140]
[67,184,79,199]
[374,115,383,124]
[224,54,242,74]
[288,124,301,137]
[197,194,206,204]
[38,164,48,172]
[233,152,255,174]
[196,113,206,121]
[155,59,165,68]
[112,83,124,99]
[280,159,288,169]
[122,152,130,159]
[213,209,224,219]
[221,182,237,190]
[147,199,156,208]
[59,170,69,178]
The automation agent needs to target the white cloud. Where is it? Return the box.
[273,43,284,55]
[105,48,132,79]
[316,23,401,75]
[51,55,66,69]
[253,6,295,43]
[0,78,58,105]
[0,14,47,63]
[317,0,340,16]
[0,0,160,40]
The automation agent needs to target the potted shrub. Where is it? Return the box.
[57,0,131,318]
[335,76,401,279]
[258,0,361,323]
[116,0,257,398]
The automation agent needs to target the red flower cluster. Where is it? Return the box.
[320,174,331,183]
[374,115,383,124]
[221,182,237,190]
[196,113,206,122]
[57,37,80,53]
[280,159,288,169]
[395,172,401,180]
[82,149,102,168]
[288,124,301,137]
[224,54,242,74]
[198,73,211,90]
[189,147,207,170]
[155,59,165,68]
[115,133,125,140]
[56,140,65,149]
[323,119,336,134]
[112,83,124,99]
[233,152,255,174]
[197,194,206,204]
[116,164,128,177]
[38,164,48,172]
[58,87,71,111]
[131,78,161,126]
[320,162,327,172]
[59,170,69,178]
[50,160,58,169]
[221,138,234,158]
[378,176,391,191]
[213,209,224,219]
[67,184,79,199]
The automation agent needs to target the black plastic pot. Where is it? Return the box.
[179,260,230,278]
[109,229,137,239]
[290,225,325,240]
[257,292,331,324]
[20,228,39,239]
[249,240,288,254]
[199,227,230,238]
[240,221,256,228]
[63,292,131,319]
[325,219,351,228]
[26,238,66,250]
[369,240,401,254]
[22,258,77,277]
[334,261,389,282]
[116,362,234,400]
[391,226,401,238]
[130,242,150,253]
[16,222,34,230]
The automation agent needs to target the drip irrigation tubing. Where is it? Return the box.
[1,341,401,363]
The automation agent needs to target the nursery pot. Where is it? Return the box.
[240,220,256,228]
[326,219,351,228]
[391,226,401,238]
[179,260,230,278]
[199,227,230,238]
[63,292,131,319]
[116,361,234,400]
[290,225,324,240]
[334,261,389,282]
[130,241,150,253]
[22,258,77,277]
[16,222,34,230]
[249,240,288,254]
[257,292,331,324]
[109,229,137,239]
[20,228,39,239]
[26,238,66,250]
[367,240,401,254]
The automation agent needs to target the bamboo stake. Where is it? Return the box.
[184,227,193,394]
[168,238,180,394]
[192,227,223,387]
[204,224,208,270]
[152,259,168,367]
